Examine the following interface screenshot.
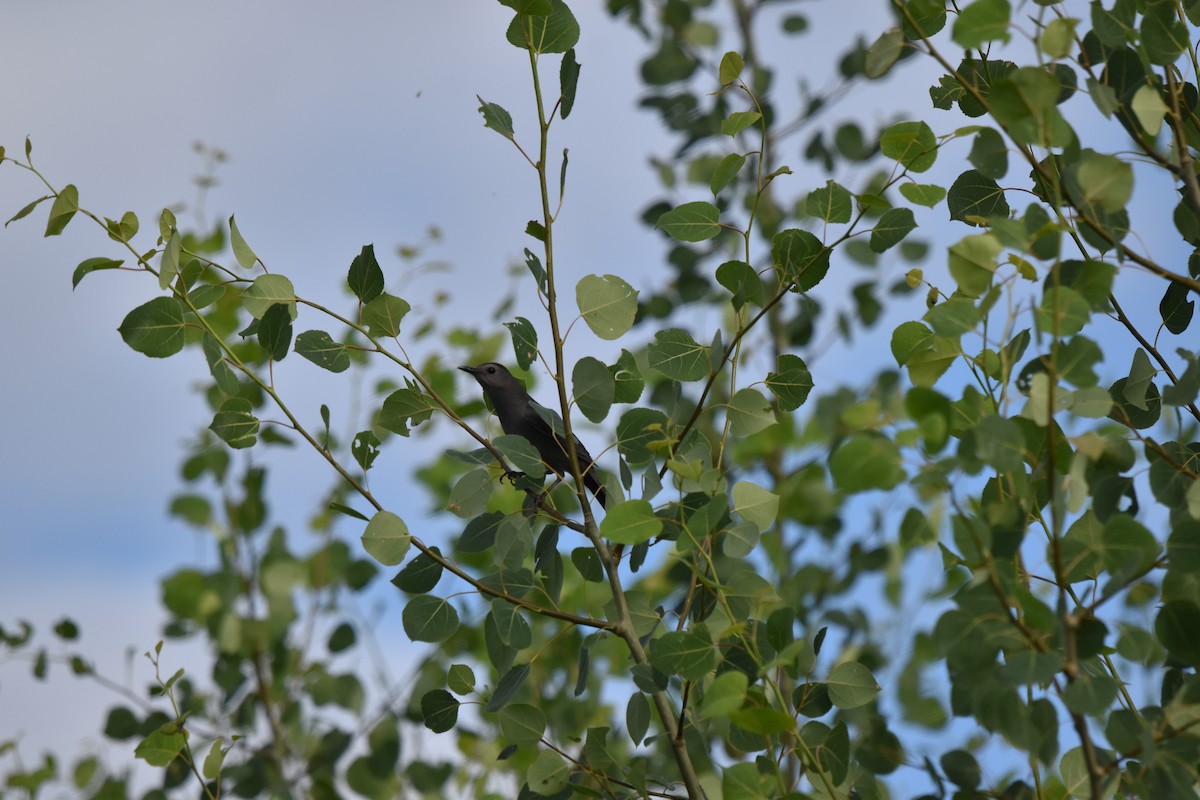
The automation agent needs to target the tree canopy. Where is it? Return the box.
[3,1,1200,799]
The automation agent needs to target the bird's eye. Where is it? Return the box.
[487,366,496,374]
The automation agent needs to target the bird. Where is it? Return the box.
[459,362,607,508]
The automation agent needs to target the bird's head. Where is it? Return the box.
[458,362,520,394]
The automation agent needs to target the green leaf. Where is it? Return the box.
[379,388,436,436]
[948,233,1003,297]
[891,320,933,365]
[649,628,716,680]
[901,0,948,38]
[710,153,746,196]
[657,201,721,242]
[765,353,813,410]
[899,182,946,207]
[44,184,79,236]
[1118,350,1156,412]
[616,407,669,465]
[968,127,1008,179]
[1130,84,1166,136]
[1067,150,1133,217]
[391,547,444,594]
[718,51,744,84]
[361,510,410,566]
[732,481,779,530]
[504,316,538,370]
[599,499,662,545]
[948,169,1009,224]
[715,260,764,310]
[826,661,880,709]
[559,48,580,118]
[202,739,227,781]
[118,297,188,358]
[864,27,904,79]
[258,303,293,361]
[497,0,552,12]
[493,434,547,478]
[727,388,776,435]
[527,749,570,796]
[830,435,905,492]
[990,67,1073,147]
[5,195,51,227]
[941,750,982,790]
[870,207,916,252]
[1142,0,1189,64]
[1162,349,1200,407]
[576,274,637,340]
[880,120,937,173]
[486,663,531,711]
[573,356,614,423]
[1034,287,1090,337]
[806,180,852,223]
[135,728,187,767]
[499,703,546,747]
[490,600,532,649]
[402,595,459,643]
[72,257,123,290]
[229,215,258,269]
[505,0,579,53]
[700,670,748,718]
[476,96,515,140]
[648,328,709,381]
[347,244,384,304]
[243,274,297,319]
[952,0,1011,48]
[1156,601,1200,666]
[158,228,180,290]
[363,293,411,338]
[295,329,351,373]
[771,228,830,291]
[1160,282,1196,336]
[209,398,259,449]
[420,690,459,734]
[975,415,1025,471]
[720,110,762,137]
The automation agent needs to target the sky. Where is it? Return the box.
[0,0,1183,790]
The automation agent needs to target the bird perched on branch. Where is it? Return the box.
[460,362,607,508]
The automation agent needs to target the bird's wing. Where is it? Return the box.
[527,401,595,464]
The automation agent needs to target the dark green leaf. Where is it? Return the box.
[420,690,459,733]
[715,260,764,309]
[295,330,351,373]
[210,398,259,449]
[968,127,1008,179]
[870,207,916,252]
[657,201,721,242]
[880,121,937,172]
[506,0,579,53]
[402,595,459,643]
[573,356,614,423]
[363,292,411,338]
[504,316,538,370]
[391,547,444,594]
[806,180,852,223]
[648,328,709,381]
[648,629,716,680]
[486,663,531,711]
[44,184,79,236]
[5,195,51,227]
[557,49,580,119]
[710,153,746,196]
[766,353,814,411]
[258,303,293,362]
[948,170,1010,225]
[72,257,123,290]
[952,0,1011,48]
[1160,283,1195,334]
[772,228,830,291]
[118,297,188,358]
[476,96,515,140]
[347,244,384,303]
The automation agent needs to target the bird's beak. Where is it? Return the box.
[458,365,478,376]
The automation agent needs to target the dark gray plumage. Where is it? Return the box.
[460,362,607,508]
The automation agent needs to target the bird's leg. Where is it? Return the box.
[501,470,526,486]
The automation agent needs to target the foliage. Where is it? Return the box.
[4,1,1200,799]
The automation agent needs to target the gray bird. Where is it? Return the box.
[460,362,607,508]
